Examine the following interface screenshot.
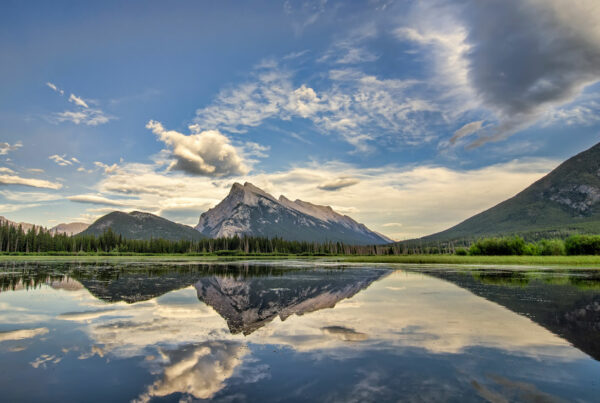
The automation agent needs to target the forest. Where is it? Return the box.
[1,221,599,256]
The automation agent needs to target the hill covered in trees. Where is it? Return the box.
[81,211,204,241]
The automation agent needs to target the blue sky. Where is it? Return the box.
[1,0,600,239]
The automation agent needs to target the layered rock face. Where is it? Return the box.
[195,182,391,244]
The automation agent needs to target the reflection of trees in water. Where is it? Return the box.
[0,262,302,296]
[468,269,600,290]
[0,270,69,292]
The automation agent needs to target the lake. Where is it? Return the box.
[1,261,600,402]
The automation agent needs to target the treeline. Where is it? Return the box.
[462,235,600,256]
[0,223,403,255]
[2,221,600,256]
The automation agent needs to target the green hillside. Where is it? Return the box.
[81,211,204,241]
[422,142,600,243]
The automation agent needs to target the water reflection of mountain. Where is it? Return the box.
[0,263,389,335]
[195,269,388,335]
[420,269,600,361]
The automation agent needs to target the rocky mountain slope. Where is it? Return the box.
[0,216,36,232]
[195,182,391,244]
[50,222,89,236]
[422,142,600,242]
[81,211,204,241]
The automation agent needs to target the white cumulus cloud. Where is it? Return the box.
[146,120,249,177]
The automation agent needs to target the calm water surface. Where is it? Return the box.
[1,261,600,402]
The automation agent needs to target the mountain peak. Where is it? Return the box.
[197,182,391,244]
[229,182,275,199]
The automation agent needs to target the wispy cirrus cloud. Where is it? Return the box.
[46,82,113,126]
[54,109,112,126]
[0,190,62,202]
[193,62,433,152]
[541,96,600,128]
[283,0,329,36]
[49,154,74,166]
[318,24,379,65]
[67,194,139,207]
[450,121,484,144]
[68,93,89,108]
[46,82,64,95]
[0,174,62,190]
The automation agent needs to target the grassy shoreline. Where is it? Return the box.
[1,253,600,267]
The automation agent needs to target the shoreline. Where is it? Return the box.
[1,254,600,267]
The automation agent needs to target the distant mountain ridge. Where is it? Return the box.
[81,211,204,241]
[1,216,89,236]
[422,142,600,242]
[50,222,89,236]
[0,216,36,232]
[195,182,392,244]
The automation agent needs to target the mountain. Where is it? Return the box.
[195,182,392,244]
[0,216,37,232]
[50,222,89,236]
[0,217,88,236]
[81,211,204,241]
[422,142,600,242]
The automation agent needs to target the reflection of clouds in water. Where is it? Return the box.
[334,299,361,309]
[6,274,589,364]
[78,345,106,360]
[0,327,48,342]
[2,270,591,400]
[325,369,397,403]
[134,341,247,402]
[70,288,236,359]
[0,283,107,325]
[472,374,564,403]
[385,286,406,291]
[30,354,61,368]
[348,370,391,403]
[251,272,584,361]
[58,308,123,321]
[321,326,368,342]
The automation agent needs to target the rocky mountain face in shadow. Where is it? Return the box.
[194,268,389,335]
